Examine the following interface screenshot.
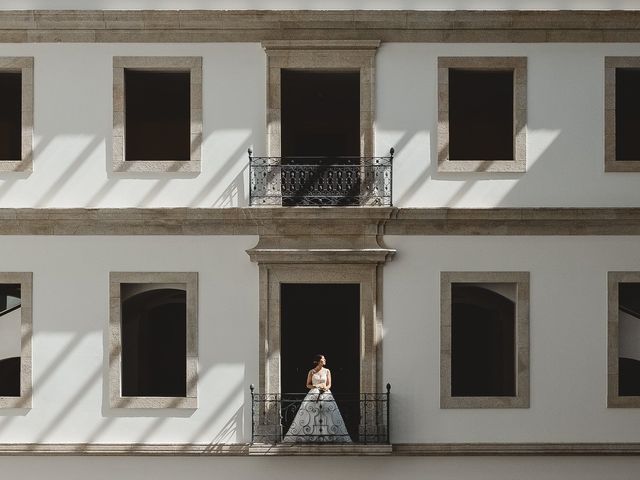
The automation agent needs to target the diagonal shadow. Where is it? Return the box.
[34,136,104,207]
[188,136,252,207]
[0,136,54,201]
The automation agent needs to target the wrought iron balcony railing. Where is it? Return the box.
[248,149,394,207]
[250,384,390,444]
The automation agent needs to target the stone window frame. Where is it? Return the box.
[112,56,202,173]
[607,271,640,407]
[263,40,379,159]
[0,272,32,409]
[437,57,527,173]
[256,263,382,397]
[0,57,33,173]
[109,272,198,409]
[440,271,530,408]
[604,57,640,172]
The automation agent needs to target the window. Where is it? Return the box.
[112,57,202,173]
[109,272,198,408]
[608,272,640,407]
[441,272,530,408]
[605,57,640,172]
[0,273,32,408]
[438,57,527,173]
[0,57,33,173]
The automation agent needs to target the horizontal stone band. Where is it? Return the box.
[0,442,640,456]
[0,10,640,43]
[0,208,638,235]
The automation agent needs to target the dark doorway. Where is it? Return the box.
[280,283,360,439]
[280,70,361,206]
[281,70,360,157]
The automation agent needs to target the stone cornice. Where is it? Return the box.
[1,10,640,43]
[0,442,640,456]
[0,207,638,235]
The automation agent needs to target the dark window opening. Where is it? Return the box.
[0,283,21,397]
[124,70,190,161]
[451,284,516,397]
[0,72,22,161]
[619,282,640,396]
[121,286,187,397]
[280,283,360,439]
[280,70,361,206]
[449,69,514,161]
[616,69,640,161]
[281,70,360,158]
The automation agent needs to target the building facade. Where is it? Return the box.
[1,1,640,478]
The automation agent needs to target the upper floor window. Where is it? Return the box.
[605,57,640,172]
[438,57,527,173]
[112,57,202,173]
[0,273,32,408]
[0,58,33,173]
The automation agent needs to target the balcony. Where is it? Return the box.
[248,149,394,207]
[249,384,390,450]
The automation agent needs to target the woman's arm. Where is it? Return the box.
[306,370,315,390]
[325,369,332,390]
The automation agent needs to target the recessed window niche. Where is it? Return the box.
[109,272,198,408]
[441,272,530,408]
[608,272,640,407]
[112,57,202,173]
[0,58,33,173]
[0,273,32,408]
[438,57,527,173]
[605,57,640,172]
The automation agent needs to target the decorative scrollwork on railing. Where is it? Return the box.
[250,384,391,444]
[248,150,394,206]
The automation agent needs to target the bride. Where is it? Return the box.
[282,354,352,443]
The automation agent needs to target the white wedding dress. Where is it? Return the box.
[282,367,352,443]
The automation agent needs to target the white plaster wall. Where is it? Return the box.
[0,235,259,444]
[619,310,640,362]
[384,235,640,442]
[3,456,640,480]
[0,42,265,208]
[2,1,640,10]
[0,235,639,444]
[377,43,640,207]
[0,42,639,207]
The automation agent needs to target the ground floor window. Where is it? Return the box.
[440,271,530,408]
[109,272,198,408]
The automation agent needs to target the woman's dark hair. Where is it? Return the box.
[312,354,324,366]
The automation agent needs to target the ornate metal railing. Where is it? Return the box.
[250,384,390,444]
[248,149,394,206]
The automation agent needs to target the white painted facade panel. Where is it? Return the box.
[0,43,639,207]
[0,43,265,208]
[0,235,637,444]
[0,235,258,444]
[385,235,640,442]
